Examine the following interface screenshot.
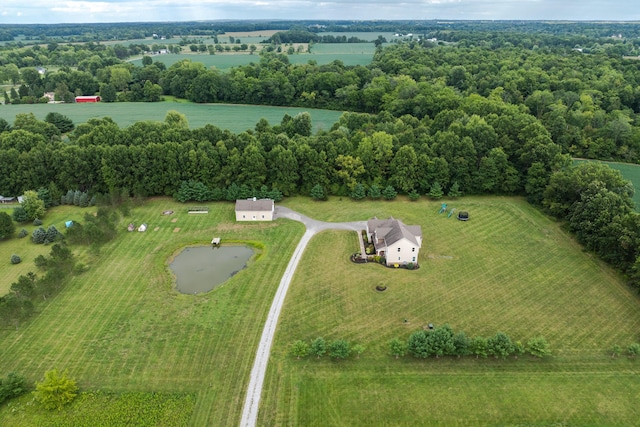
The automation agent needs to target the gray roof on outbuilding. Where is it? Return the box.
[235,198,274,212]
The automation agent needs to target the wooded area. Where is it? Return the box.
[2,21,640,288]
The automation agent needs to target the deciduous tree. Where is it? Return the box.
[33,369,78,410]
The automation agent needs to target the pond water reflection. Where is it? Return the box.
[169,245,254,294]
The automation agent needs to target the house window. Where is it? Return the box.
[398,257,401,261]
[242,214,245,219]
[261,215,265,218]
[397,248,401,252]
[252,215,256,220]
[412,257,416,262]
[412,248,415,252]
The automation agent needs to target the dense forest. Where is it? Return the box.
[2,21,640,290]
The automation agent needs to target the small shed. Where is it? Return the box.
[65,220,73,228]
[75,95,101,103]
[0,196,16,204]
[235,198,274,221]
[138,223,147,232]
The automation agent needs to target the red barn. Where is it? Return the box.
[75,95,101,103]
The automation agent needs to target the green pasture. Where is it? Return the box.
[132,47,374,69]
[2,196,640,425]
[574,159,640,209]
[0,199,305,425]
[130,53,261,70]
[0,102,343,133]
[260,196,640,426]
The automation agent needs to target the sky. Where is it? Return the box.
[0,0,639,24]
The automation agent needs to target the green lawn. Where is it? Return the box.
[574,159,640,210]
[0,103,343,133]
[260,196,640,426]
[0,199,305,426]
[2,196,640,425]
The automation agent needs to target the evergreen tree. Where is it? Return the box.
[0,212,15,240]
[310,183,326,201]
[350,183,366,200]
[447,181,462,198]
[11,207,27,223]
[368,184,381,200]
[382,185,397,200]
[408,189,420,201]
[429,182,444,199]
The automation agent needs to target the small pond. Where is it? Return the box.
[169,245,255,294]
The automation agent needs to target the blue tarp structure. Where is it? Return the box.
[65,220,73,228]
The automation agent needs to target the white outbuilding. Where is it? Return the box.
[235,198,274,221]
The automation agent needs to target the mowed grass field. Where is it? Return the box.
[574,159,640,209]
[260,196,640,426]
[0,199,305,425]
[2,196,640,425]
[0,102,343,133]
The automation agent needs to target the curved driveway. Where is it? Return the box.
[240,207,366,427]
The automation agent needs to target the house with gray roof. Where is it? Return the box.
[235,198,274,221]
[366,217,422,266]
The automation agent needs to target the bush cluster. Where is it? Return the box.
[290,337,365,360]
[60,189,94,207]
[394,325,550,360]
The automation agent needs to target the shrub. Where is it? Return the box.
[45,225,63,244]
[33,369,78,410]
[290,340,309,359]
[0,372,27,404]
[12,206,28,223]
[527,336,551,358]
[18,228,28,238]
[10,254,21,264]
[32,226,47,244]
[406,262,415,270]
[33,218,43,226]
[328,339,351,359]
[628,343,640,357]
[408,190,420,201]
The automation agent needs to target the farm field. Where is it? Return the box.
[0,102,344,133]
[130,44,375,69]
[0,198,306,425]
[574,158,640,209]
[260,196,640,426]
[1,196,640,425]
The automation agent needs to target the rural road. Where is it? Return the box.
[239,207,366,427]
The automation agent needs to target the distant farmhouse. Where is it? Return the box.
[235,198,274,221]
[366,217,422,266]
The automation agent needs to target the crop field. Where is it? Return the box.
[0,102,343,133]
[2,196,640,425]
[260,196,640,426]
[0,199,305,425]
[131,45,374,69]
[574,159,640,209]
